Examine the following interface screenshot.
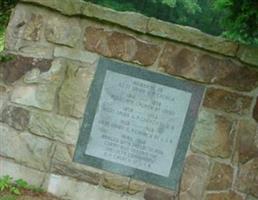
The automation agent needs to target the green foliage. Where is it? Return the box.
[0,194,16,200]
[214,0,258,45]
[0,176,12,192]
[0,175,44,196]
[0,53,15,62]
[0,0,18,52]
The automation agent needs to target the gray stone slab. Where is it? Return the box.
[74,57,205,190]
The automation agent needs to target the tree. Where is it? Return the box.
[214,0,258,45]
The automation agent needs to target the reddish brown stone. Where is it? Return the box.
[236,158,258,198]
[144,188,176,200]
[84,27,110,56]
[236,120,258,164]
[0,54,52,84]
[84,27,160,66]
[205,191,244,200]
[207,162,233,190]
[191,111,234,159]
[159,43,258,91]
[180,154,210,200]
[253,98,258,122]
[198,54,258,91]
[204,88,253,115]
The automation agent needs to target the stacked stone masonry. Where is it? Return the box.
[0,1,258,200]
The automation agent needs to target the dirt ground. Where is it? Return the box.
[0,189,61,200]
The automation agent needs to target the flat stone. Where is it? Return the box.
[0,158,46,188]
[11,59,65,111]
[0,85,8,112]
[205,191,244,200]
[0,54,52,84]
[128,179,146,195]
[247,195,258,200]
[253,98,258,122]
[58,61,94,118]
[237,45,258,67]
[204,88,253,115]
[54,47,99,64]
[207,162,233,190]
[191,110,234,158]
[82,2,149,33]
[20,0,82,16]
[236,158,258,198]
[18,44,54,59]
[144,187,176,200]
[45,15,81,47]
[47,174,130,200]
[28,111,80,145]
[51,144,101,185]
[102,173,130,193]
[84,27,160,66]
[148,18,238,56]
[0,105,30,131]
[235,120,258,164]
[179,154,210,200]
[22,13,43,41]
[160,43,258,91]
[0,124,55,171]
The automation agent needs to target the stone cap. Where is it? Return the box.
[20,0,258,66]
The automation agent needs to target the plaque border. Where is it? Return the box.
[73,57,205,190]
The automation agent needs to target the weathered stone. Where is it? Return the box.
[0,55,51,84]
[204,88,252,115]
[236,158,258,198]
[253,98,258,122]
[84,27,160,66]
[51,144,101,185]
[235,120,258,164]
[29,111,80,145]
[51,161,101,186]
[19,0,242,59]
[0,85,8,111]
[128,179,146,195]
[191,110,234,158]
[22,13,43,41]
[0,124,55,171]
[82,2,148,33]
[148,18,238,56]
[198,54,258,91]
[0,105,30,131]
[179,154,210,200]
[102,173,130,193]
[205,191,244,200]
[0,158,46,188]
[58,61,94,118]
[160,43,258,91]
[18,44,54,59]
[237,45,258,67]
[11,59,65,111]
[45,15,81,47]
[47,174,130,200]
[247,195,258,200]
[144,187,176,200]
[207,162,233,190]
[54,47,99,64]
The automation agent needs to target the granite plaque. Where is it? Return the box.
[74,58,205,190]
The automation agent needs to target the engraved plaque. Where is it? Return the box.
[74,58,204,189]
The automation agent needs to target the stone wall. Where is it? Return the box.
[0,0,258,200]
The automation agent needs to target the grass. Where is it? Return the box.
[0,28,5,52]
[0,175,60,200]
